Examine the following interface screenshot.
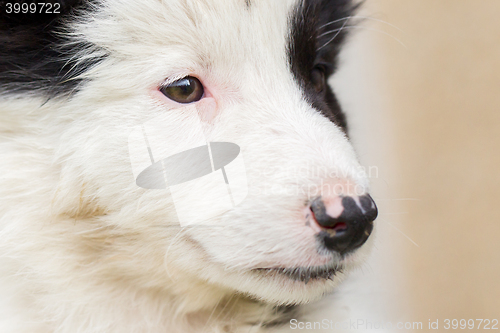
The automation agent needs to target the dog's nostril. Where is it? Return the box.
[309,197,341,229]
[331,222,347,232]
[309,194,377,254]
[309,204,347,232]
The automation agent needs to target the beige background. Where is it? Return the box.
[337,0,500,330]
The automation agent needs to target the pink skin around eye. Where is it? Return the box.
[196,98,217,122]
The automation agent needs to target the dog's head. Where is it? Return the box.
[1,0,376,306]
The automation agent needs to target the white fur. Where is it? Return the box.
[0,0,374,332]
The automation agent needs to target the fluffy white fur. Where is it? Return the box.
[0,0,374,332]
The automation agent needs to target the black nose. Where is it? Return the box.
[310,194,378,254]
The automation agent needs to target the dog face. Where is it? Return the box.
[1,0,376,306]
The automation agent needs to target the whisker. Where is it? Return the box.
[379,212,409,215]
[317,16,352,30]
[318,25,407,49]
[379,217,419,247]
[317,26,356,39]
[217,294,240,325]
[376,198,421,201]
[318,15,404,33]
[317,18,349,51]
[163,226,190,280]
[201,295,225,333]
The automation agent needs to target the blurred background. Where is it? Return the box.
[322,0,500,331]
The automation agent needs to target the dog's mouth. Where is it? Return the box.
[253,264,344,284]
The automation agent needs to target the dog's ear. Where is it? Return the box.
[0,0,103,96]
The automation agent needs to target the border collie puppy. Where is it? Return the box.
[0,0,377,332]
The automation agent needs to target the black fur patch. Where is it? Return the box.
[0,0,106,97]
[245,304,298,329]
[287,0,359,132]
[261,305,299,328]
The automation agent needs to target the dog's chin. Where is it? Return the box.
[242,248,374,304]
[250,247,365,283]
[208,261,352,305]
[193,238,373,305]
[253,263,344,285]
[234,265,346,305]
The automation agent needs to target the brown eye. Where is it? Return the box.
[310,67,326,93]
[160,76,204,103]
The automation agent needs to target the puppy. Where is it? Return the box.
[0,0,377,332]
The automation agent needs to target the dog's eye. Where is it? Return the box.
[160,76,204,103]
[310,66,326,93]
